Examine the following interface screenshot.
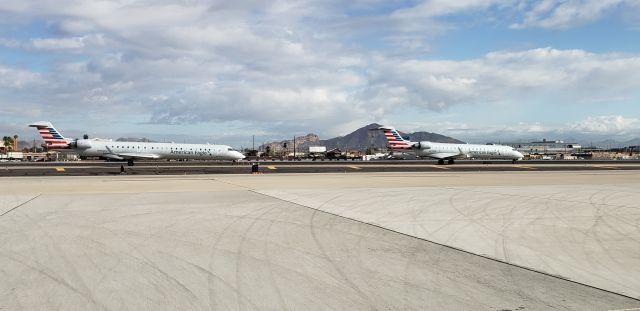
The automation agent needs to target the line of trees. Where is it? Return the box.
[2,135,18,153]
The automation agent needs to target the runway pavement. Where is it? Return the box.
[1,159,640,176]
[1,172,639,310]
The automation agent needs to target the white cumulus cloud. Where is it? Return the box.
[29,34,104,51]
[569,115,640,135]
[366,47,640,111]
[0,0,638,141]
[511,0,637,29]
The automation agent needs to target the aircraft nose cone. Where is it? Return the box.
[235,151,245,160]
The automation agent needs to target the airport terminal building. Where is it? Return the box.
[506,139,581,156]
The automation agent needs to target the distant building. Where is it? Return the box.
[308,146,327,153]
[506,139,581,155]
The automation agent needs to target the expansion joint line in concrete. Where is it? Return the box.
[208,178,254,190]
[249,189,640,303]
[0,194,41,217]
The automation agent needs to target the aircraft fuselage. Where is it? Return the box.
[71,139,245,161]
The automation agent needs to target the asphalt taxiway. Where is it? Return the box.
[1,171,638,310]
[1,159,640,176]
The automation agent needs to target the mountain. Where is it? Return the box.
[259,123,462,151]
[321,123,463,150]
[623,138,640,147]
[18,140,36,150]
[320,123,383,150]
[588,138,640,148]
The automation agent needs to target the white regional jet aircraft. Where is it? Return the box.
[379,126,524,164]
[29,121,245,166]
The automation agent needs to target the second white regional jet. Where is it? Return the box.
[29,121,245,165]
[379,126,524,164]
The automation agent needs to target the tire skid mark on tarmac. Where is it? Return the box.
[206,203,272,311]
[442,186,637,209]
[15,198,106,310]
[424,189,469,240]
[0,257,25,311]
[491,190,538,300]
[55,197,205,310]
[112,231,203,308]
[444,189,503,248]
[263,204,292,309]
[263,186,376,308]
[585,189,637,291]
[537,191,576,276]
[153,248,264,311]
[400,192,428,304]
[0,251,111,311]
[234,203,281,311]
[300,186,388,296]
[252,189,640,303]
[592,189,640,243]
[308,209,377,309]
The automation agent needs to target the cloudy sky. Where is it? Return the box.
[1,0,639,146]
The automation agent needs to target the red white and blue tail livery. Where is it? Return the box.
[29,121,71,150]
[379,126,413,150]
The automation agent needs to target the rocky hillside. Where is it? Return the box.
[321,123,463,150]
[261,134,320,152]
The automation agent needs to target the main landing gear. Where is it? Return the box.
[437,159,455,165]
[127,159,135,166]
[512,159,518,164]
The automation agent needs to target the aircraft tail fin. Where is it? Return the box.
[379,126,412,150]
[28,121,71,149]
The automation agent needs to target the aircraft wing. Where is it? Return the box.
[115,153,161,159]
[104,146,161,160]
[424,147,472,160]
[424,153,463,160]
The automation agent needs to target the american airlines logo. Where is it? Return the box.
[170,150,211,156]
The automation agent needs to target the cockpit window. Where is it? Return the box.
[228,148,237,152]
